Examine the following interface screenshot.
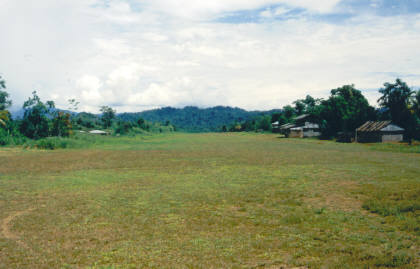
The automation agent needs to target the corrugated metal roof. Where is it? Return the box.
[89,130,109,134]
[356,121,393,132]
[280,123,296,129]
[381,124,404,132]
[294,114,309,121]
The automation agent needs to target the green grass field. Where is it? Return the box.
[0,133,419,268]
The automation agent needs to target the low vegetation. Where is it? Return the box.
[1,74,420,146]
[0,133,419,268]
[0,74,419,267]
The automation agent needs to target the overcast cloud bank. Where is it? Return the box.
[1,0,420,112]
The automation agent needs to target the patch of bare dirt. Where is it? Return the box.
[304,180,363,212]
[1,208,35,249]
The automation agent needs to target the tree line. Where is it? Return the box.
[0,75,174,146]
[118,106,268,132]
[1,74,419,145]
[226,79,420,142]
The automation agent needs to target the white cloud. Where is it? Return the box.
[138,0,341,20]
[79,75,103,103]
[142,33,168,42]
[1,1,420,113]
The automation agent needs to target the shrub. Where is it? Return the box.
[0,127,27,146]
[0,128,9,145]
[24,137,72,150]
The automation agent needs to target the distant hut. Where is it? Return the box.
[279,123,296,137]
[355,121,404,143]
[279,114,320,138]
[271,121,281,133]
[89,130,109,135]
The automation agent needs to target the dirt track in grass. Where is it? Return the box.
[2,208,35,249]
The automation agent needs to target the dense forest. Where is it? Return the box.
[118,106,282,132]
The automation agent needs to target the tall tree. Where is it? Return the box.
[282,105,296,123]
[319,84,375,138]
[378,79,417,142]
[100,106,116,128]
[51,112,72,137]
[68,98,79,111]
[271,112,286,125]
[0,75,12,129]
[413,90,420,119]
[293,95,320,115]
[415,91,420,140]
[0,75,12,111]
[20,91,54,139]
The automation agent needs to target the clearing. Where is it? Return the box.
[0,133,419,268]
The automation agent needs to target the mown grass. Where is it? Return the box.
[365,141,420,154]
[0,133,419,268]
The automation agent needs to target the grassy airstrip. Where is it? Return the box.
[0,133,419,268]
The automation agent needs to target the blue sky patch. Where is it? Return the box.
[338,0,420,16]
[216,5,305,24]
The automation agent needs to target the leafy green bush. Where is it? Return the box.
[0,128,8,145]
[0,127,27,146]
[24,137,74,150]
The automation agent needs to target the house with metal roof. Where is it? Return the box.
[276,114,320,138]
[271,121,281,133]
[355,121,404,143]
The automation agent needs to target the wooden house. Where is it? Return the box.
[355,121,404,143]
[278,114,320,138]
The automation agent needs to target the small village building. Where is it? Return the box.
[289,127,303,138]
[271,121,281,133]
[355,121,404,143]
[89,130,109,135]
[279,123,296,136]
[278,114,320,138]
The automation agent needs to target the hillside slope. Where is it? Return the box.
[118,106,280,132]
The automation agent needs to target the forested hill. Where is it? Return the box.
[118,106,279,132]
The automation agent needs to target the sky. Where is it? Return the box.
[1,0,420,113]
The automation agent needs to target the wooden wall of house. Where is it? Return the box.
[290,129,303,138]
[357,131,404,143]
[382,134,403,142]
[303,129,320,138]
[356,132,382,143]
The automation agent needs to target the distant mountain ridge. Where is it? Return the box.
[10,107,75,119]
[11,105,281,132]
[118,106,281,132]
